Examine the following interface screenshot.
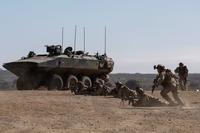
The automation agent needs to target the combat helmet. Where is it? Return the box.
[179,62,184,67]
[153,64,165,71]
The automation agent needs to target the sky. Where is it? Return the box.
[0,0,200,73]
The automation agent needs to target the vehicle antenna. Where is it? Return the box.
[61,27,64,53]
[83,27,86,53]
[74,25,77,53]
[104,26,107,55]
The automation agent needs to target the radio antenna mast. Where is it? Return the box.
[83,27,86,52]
[104,26,107,55]
[61,27,64,53]
[74,25,77,53]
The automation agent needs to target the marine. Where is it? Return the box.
[93,79,104,95]
[92,79,111,96]
[73,81,88,95]
[115,81,137,105]
[174,62,188,91]
[152,64,184,106]
[133,87,167,107]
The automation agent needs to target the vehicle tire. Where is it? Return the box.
[66,75,78,90]
[81,76,92,88]
[95,78,104,85]
[48,74,63,90]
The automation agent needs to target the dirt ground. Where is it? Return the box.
[0,90,200,133]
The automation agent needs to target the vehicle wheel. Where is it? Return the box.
[81,76,92,88]
[95,78,104,85]
[66,75,78,91]
[48,74,63,90]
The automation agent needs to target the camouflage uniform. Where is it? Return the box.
[94,81,104,95]
[152,64,166,92]
[93,79,107,96]
[134,87,150,106]
[102,85,111,96]
[115,81,137,105]
[174,62,188,90]
[134,87,167,107]
[74,81,87,95]
[152,65,183,105]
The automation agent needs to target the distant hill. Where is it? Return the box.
[0,70,199,90]
[110,73,156,89]
[0,70,17,90]
[110,73,200,90]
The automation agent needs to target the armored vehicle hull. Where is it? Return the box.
[3,45,114,91]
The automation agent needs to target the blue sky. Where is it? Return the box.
[0,0,200,73]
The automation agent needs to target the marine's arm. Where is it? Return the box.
[152,75,159,94]
[185,66,189,77]
[174,67,179,73]
[171,72,178,79]
[152,85,156,94]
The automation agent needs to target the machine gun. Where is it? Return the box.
[45,45,62,56]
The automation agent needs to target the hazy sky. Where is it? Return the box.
[0,0,200,73]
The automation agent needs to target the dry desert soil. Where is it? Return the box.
[0,90,200,133]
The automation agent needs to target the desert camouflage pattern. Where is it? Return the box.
[92,79,110,96]
[133,90,167,107]
[114,82,167,107]
[153,65,184,106]
[115,81,137,105]
[175,63,188,91]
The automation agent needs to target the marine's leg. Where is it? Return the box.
[183,77,187,90]
[119,90,125,106]
[128,92,136,106]
[128,97,132,105]
[103,86,109,96]
[160,87,175,105]
[121,99,125,106]
[121,92,126,106]
[179,78,184,91]
[172,87,184,105]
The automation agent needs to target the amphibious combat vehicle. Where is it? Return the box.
[3,45,114,90]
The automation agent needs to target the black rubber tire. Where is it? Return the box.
[95,78,105,85]
[81,76,92,88]
[48,74,63,90]
[66,75,78,90]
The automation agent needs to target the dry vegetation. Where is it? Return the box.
[0,90,200,133]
